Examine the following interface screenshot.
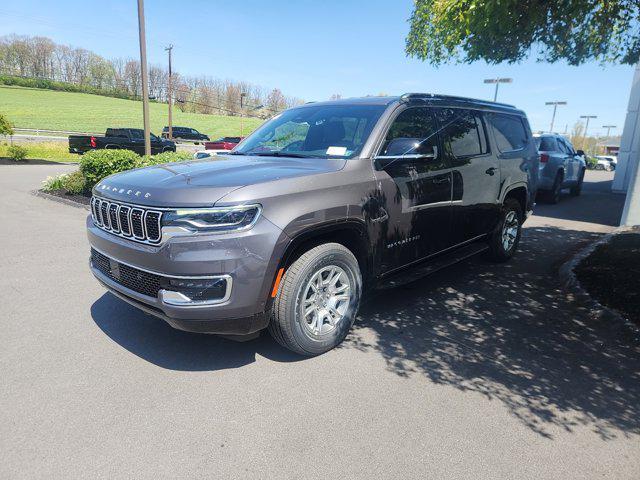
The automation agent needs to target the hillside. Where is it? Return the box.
[0,85,263,137]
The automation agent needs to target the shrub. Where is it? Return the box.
[42,174,68,191]
[585,155,598,169]
[7,145,28,161]
[138,150,193,167]
[0,113,14,136]
[79,149,140,187]
[61,169,88,194]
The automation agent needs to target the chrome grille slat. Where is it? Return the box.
[119,206,131,236]
[90,196,162,245]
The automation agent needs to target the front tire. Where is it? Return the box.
[487,198,523,263]
[268,243,362,356]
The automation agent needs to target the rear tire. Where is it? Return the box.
[268,243,362,356]
[570,169,585,196]
[546,172,563,204]
[487,198,523,263]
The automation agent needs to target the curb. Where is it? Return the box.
[558,226,640,336]
[31,189,90,211]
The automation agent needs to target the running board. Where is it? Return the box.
[377,242,489,289]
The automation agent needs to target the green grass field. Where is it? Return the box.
[0,85,263,137]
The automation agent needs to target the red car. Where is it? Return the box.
[204,136,244,150]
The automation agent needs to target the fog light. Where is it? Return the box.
[159,275,232,306]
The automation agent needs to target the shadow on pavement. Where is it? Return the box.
[346,226,640,440]
[91,294,300,371]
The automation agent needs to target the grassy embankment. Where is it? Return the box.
[0,85,263,162]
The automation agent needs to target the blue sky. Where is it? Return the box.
[1,0,634,135]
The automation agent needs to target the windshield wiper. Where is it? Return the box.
[247,152,317,158]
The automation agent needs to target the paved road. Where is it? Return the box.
[1,165,638,479]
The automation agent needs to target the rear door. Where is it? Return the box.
[373,106,453,272]
[435,108,500,243]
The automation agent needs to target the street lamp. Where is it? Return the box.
[580,115,597,151]
[483,77,513,102]
[602,125,617,138]
[545,101,567,133]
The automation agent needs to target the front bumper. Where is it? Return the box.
[87,215,289,335]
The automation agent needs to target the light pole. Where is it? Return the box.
[165,44,173,140]
[239,92,247,136]
[602,125,617,138]
[580,115,597,151]
[483,77,513,102]
[136,0,151,156]
[545,101,567,133]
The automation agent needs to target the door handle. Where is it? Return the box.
[485,167,497,176]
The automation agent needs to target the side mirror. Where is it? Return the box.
[576,149,585,156]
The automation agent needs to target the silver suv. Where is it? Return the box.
[88,94,539,355]
[534,133,586,203]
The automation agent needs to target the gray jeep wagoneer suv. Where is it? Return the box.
[88,93,539,355]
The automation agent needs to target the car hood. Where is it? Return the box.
[93,155,347,207]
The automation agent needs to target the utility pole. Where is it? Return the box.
[602,125,617,138]
[483,77,513,102]
[136,0,151,155]
[545,101,567,133]
[165,44,173,140]
[580,115,597,152]
[239,92,247,136]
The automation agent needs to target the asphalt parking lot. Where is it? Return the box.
[1,165,638,479]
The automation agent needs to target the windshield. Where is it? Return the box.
[234,104,386,158]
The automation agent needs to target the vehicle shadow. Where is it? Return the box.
[90,294,300,371]
[346,226,640,440]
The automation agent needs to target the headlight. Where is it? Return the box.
[162,204,261,233]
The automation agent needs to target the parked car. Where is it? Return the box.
[193,150,215,160]
[204,136,243,151]
[534,133,586,203]
[161,126,209,142]
[594,155,617,171]
[69,128,176,155]
[87,93,538,355]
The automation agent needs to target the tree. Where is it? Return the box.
[266,88,288,113]
[406,1,640,66]
[0,113,14,136]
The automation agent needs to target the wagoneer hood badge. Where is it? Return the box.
[97,183,152,199]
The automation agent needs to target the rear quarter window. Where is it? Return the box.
[489,113,529,152]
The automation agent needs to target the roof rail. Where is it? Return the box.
[400,92,515,109]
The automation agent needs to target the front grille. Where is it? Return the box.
[91,248,162,298]
[91,196,163,245]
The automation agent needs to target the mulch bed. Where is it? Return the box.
[575,230,640,325]
[34,189,91,208]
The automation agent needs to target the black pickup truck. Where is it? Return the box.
[69,128,176,155]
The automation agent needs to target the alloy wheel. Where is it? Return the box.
[300,266,352,336]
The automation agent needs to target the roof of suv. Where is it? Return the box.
[298,93,523,114]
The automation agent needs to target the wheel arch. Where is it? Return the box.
[500,182,529,213]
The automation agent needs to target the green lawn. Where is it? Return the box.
[0,85,263,137]
[0,141,78,162]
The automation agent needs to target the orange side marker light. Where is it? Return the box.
[271,268,285,298]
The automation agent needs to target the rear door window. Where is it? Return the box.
[535,136,558,152]
[489,114,529,152]
[437,108,488,158]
